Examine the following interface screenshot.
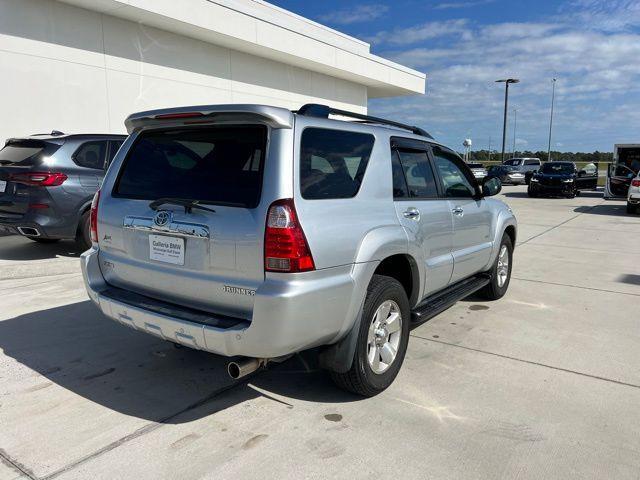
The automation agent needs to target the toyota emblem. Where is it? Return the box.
[153,210,172,227]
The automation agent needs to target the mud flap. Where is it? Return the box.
[318,299,365,374]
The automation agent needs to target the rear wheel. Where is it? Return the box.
[479,234,513,300]
[28,237,60,244]
[527,186,538,198]
[330,275,410,397]
[628,202,638,214]
[76,211,91,251]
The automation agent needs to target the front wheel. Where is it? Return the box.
[628,203,638,214]
[527,186,538,198]
[330,275,410,397]
[479,234,513,300]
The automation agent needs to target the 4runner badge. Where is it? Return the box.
[223,285,256,296]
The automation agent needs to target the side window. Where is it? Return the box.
[300,128,375,200]
[432,147,476,198]
[525,159,540,166]
[73,141,107,170]
[107,140,124,167]
[394,149,438,199]
[391,151,409,198]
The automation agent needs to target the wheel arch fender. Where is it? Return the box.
[489,209,517,265]
[319,225,418,374]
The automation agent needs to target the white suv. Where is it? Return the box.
[628,172,640,214]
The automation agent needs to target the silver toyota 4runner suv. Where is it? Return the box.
[81,104,517,396]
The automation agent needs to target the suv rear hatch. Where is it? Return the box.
[0,139,63,218]
[98,124,269,319]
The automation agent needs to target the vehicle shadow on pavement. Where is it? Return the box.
[502,192,531,199]
[0,236,81,260]
[0,301,359,424]
[574,204,630,216]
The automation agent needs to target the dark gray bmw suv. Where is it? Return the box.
[0,132,126,249]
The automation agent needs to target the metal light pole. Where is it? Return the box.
[512,108,517,158]
[547,78,557,162]
[496,78,520,163]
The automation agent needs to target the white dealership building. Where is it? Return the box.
[0,0,425,142]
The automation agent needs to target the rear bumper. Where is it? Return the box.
[81,247,370,358]
[505,175,526,184]
[0,209,78,239]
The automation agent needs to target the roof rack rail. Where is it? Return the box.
[296,104,433,139]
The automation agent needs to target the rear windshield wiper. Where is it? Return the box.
[149,198,216,214]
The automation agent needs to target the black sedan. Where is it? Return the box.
[528,161,598,198]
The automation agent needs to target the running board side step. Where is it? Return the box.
[411,274,491,327]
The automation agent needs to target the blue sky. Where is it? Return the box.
[270,0,640,152]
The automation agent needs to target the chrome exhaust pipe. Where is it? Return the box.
[227,358,266,379]
[17,227,40,237]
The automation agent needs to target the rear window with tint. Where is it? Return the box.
[300,128,375,200]
[114,126,267,208]
[0,140,60,166]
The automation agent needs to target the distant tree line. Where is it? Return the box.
[462,150,613,163]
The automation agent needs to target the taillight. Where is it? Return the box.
[90,190,100,244]
[10,172,67,186]
[632,179,640,187]
[264,199,315,273]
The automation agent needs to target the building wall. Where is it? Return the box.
[0,0,368,143]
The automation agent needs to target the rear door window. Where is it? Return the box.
[0,140,61,166]
[113,126,267,208]
[73,141,108,170]
[394,150,438,199]
[300,128,374,200]
[524,159,540,166]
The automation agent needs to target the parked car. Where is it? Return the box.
[0,132,126,249]
[605,144,640,199]
[487,164,525,185]
[467,162,487,180]
[528,161,598,198]
[81,103,517,396]
[504,157,542,185]
[627,172,640,214]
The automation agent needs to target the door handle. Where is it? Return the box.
[452,206,464,216]
[403,208,420,220]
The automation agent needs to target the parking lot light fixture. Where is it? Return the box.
[496,78,520,162]
[547,78,557,162]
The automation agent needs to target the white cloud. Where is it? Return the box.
[317,4,389,25]
[435,0,495,10]
[365,19,470,46]
[368,2,640,152]
[564,0,640,31]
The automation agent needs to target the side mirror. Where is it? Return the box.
[482,176,502,197]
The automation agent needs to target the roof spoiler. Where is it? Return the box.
[124,105,294,134]
[296,103,433,139]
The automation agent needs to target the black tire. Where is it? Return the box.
[479,234,513,301]
[527,187,538,198]
[76,211,91,251]
[628,203,638,214]
[28,237,60,244]
[330,275,410,397]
